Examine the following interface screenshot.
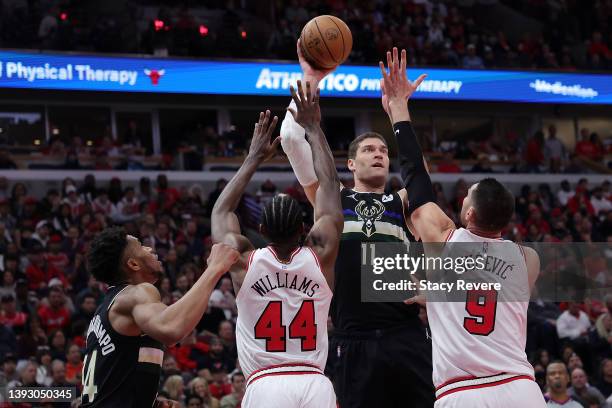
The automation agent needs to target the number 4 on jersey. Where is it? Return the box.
[82,350,98,402]
[255,300,317,352]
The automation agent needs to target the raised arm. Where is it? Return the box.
[281,40,336,206]
[131,243,239,345]
[288,80,343,289]
[380,47,454,242]
[211,111,280,293]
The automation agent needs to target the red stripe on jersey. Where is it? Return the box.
[266,246,302,264]
[445,229,456,242]
[246,362,322,382]
[247,250,256,269]
[248,370,324,386]
[436,375,534,400]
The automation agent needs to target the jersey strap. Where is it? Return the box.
[246,362,324,387]
[435,373,535,400]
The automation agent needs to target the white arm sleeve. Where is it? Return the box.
[280,100,318,187]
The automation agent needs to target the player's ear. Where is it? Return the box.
[126,257,140,271]
[347,158,355,172]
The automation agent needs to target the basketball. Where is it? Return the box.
[299,15,353,70]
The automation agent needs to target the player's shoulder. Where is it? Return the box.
[114,283,160,311]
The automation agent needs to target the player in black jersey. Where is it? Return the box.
[80,227,239,408]
[280,44,435,407]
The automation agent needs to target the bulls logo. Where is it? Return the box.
[144,69,165,85]
[355,199,386,237]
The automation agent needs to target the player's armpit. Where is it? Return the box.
[410,202,456,243]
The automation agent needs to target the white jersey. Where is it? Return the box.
[236,246,332,382]
[428,228,535,396]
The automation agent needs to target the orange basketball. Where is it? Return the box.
[299,15,353,70]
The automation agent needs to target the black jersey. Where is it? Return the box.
[81,285,164,408]
[331,188,420,331]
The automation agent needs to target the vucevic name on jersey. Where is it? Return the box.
[332,188,419,332]
[81,285,164,408]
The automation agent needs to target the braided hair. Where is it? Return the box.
[261,194,303,243]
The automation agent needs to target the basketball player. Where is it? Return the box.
[211,93,343,407]
[81,227,239,407]
[281,43,435,407]
[383,49,547,407]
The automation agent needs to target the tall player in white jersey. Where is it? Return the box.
[380,49,547,407]
[211,86,343,408]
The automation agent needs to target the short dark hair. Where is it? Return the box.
[348,132,387,160]
[472,178,515,232]
[87,227,128,285]
[231,371,244,382]
[261,195,303,243]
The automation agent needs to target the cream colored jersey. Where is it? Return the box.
[428,228,535,397]
[236,246,332,382]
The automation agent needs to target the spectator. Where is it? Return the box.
[38,286,71,334]
[0,268,17,301]
[0,353,18,385]
[64,344,82,384]
[462,44,484,69]
[46,235,70,272]
[187,377,220,408]
[568,367,606,406]
[567,189,595,216]
[219,372,245,408]
[71,294,96,337]
[437,152,462,173]
[209,278,237,321]
[544,125,566,172]
[48,329,67,361]
[575,129,599,160]
[31,220,51,248]
[16,316,47,360]
[25,245,66,291]
[218,321,237,362]
[208,366,231,400]
[591,187,612,215]
[161,374,186,406]
[62,185,85,219]
[91,189,116,218]
[7,361,40,389]
[595,359,612,399]
[557,180,575,207]
[545,361,583,407]
[557,302,592,341]
[186,395,205,408]
[49,360,72,408]
[35,346,53,386]
[113,187,140,223]
[525,131,545,172]
[169,330,209,372]
[0,294,27,332]
[53,204,74,235]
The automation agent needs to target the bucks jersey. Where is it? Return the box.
[81,285,164,408]
[332,188,418,331]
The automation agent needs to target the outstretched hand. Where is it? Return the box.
[288,80,321,131]
[379,47,427,121]
[297,39,335,83]
[248,110,280,162]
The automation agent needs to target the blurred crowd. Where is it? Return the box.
[1,122,610,173]
[0,170,609,406]
[0,0,609,71]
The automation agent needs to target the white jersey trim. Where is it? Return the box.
[435,373,535,400]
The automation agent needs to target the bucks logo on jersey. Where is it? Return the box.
[355,199,386,237]
[341,189,412,243]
